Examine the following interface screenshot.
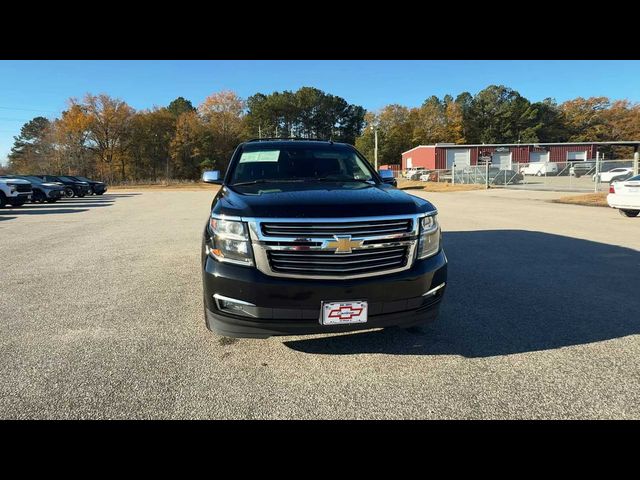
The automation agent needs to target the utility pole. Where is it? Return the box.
[634,146,639,176]
[594,151,600,193]
[258,124,262,139]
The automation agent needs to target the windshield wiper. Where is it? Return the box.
[313,177,373,183]
[230,179,305,187]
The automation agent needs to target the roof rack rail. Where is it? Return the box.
[246,137,332,143]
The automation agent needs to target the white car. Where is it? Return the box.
[520,162,558,176]
[404,167,426,179]
[607,174,640,217]
[593,167,633,183]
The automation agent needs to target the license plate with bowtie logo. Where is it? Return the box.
[320,301,368,325]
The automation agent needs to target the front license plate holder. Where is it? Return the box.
[320,300,368,325]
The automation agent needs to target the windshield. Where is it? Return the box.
[74,176,90,182]
[229,144,376,186]
[23,176,44,184]
[57,176,75,182]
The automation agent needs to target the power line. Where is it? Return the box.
[0,106,60,114]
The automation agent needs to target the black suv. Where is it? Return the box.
[35,175,90,198]
[68,176,108,195]
[201,139,447,339]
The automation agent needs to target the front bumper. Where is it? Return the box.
[46,189,63,199]
[202,249,447,338]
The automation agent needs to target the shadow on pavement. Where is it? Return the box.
[284,230,640,358]
[0,208,89,216]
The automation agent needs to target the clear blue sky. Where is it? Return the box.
[1,60,639,165]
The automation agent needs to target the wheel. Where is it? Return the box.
[32,191,45,203]
[8,199,26,207]
[619,209,639,218]
[96,192,105,195]
[0,192,6,208]
[78,193,86,198]
[536,171,542,177]
[87,187,94,195]
[64,187,75,198]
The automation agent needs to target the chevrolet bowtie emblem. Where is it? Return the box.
[323,235,363,254]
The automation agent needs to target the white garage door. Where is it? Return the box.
[567,151,587,161]
[406,157,412,169]
[446,149,471,169]
[530,151,550,163]
[492,152,512,169]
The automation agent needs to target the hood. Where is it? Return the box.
[1,178,30,185]
[42,182,65,189]
[211,182,436,219]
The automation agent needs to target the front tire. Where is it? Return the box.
[8,199,26,207]
[64,187,75,198]
[32,191,45,203]
[87,187,94,195]
[0,192,6,208]
[619,209,640,218]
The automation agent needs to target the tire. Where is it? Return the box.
[64,187,75,198]
[619,209,640,218]
[46,199,57,203]
[32,191,45,203]
[78,193,86,198]
[87,187,94,195]
[0,192,6,208]
[536,171,542,177]
[8,199,26,207]
[96,192,105,196]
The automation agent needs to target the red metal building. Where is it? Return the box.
[401,142,602,170]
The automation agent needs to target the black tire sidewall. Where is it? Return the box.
[65,187,75,198]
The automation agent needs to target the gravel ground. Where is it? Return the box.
[1,188,639,419]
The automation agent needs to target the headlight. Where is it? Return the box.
[417,213,440,259]
[208,218,254,266]
[9,185,17,193]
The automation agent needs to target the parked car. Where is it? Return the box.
[404,166,426,179]
[0,177,32,207]
[67,176,108,195]
[520,162,558,176]
[569,161,596,178]
[377,169,397,187]
[490,168,523,185]
[34,175,90,198]
[200,139,447,338]
[419,171,438,182]
[608,174,640,217]
[2,175,64,203]
[593,167,634,183]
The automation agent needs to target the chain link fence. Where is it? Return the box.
[398,159,638,192]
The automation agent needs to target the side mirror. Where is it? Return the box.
[202,170,222,184]
[378,169,397,184]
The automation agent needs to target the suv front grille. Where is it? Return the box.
[267,246,409,276]
[10,184,31,193]
[261,219,412,238]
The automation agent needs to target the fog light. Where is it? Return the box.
[422,283,445,298]
[214,294,257,318]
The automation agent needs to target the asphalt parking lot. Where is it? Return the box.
[1,188,639,419]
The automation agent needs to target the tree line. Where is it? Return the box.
[6,85,640,181]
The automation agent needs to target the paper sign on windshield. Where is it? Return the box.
[239,150,280,163]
